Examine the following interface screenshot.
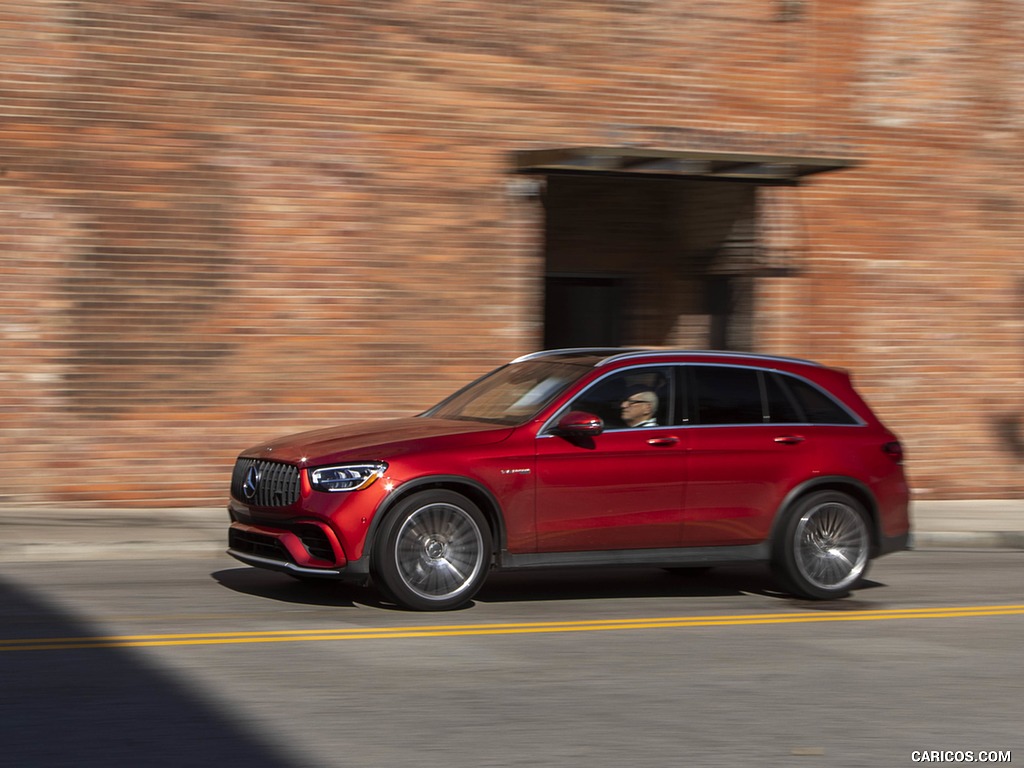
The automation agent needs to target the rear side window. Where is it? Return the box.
[781,375,858,425]
[763,373,802,423]
[691,366,763,425]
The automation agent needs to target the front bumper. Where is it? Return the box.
[227,520,370,580]
[227,547,347,578]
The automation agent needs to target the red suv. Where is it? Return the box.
[228,349,910,610]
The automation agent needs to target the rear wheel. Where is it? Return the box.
[372,490,492,611]
[772,491,871,600]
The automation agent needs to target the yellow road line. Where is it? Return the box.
[3,604,1023,652]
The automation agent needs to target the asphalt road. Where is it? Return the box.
[1,549,1021,768]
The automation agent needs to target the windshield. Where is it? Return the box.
[423,360,589,425]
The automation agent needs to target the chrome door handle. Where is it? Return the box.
[647,436,680,446]
[774,435,806,445]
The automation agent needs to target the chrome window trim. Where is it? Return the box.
[535,361,865,436]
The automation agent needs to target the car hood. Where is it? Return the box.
[239,417,515,464]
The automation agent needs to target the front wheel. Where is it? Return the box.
[772,491,871,600]
[372,490,492,611]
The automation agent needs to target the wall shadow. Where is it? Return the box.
[0,576,300,768]
[994,414,1024,459]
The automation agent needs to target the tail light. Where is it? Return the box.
[883,440,904,465]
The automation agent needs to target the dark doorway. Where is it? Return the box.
[540,174,759,351]
[544,275,626,349]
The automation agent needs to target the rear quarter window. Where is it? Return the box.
[782,375,859,425]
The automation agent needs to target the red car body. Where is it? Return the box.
[228,349,910,609]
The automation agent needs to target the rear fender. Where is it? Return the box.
[769,476,881,554]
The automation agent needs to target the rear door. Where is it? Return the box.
[681,365,817,546]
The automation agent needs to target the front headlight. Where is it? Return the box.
[309,462,387,492]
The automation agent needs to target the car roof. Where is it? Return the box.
[511,347,824,370]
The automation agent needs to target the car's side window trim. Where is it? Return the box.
[539,363,866,434]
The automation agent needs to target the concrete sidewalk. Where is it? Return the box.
[0,507,227,563]
[1,500,1022,564]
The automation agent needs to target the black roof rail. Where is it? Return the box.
[509,347,822,368]
[595,349,822,367]
[510,347,646,364]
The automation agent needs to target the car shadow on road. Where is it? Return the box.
[212,563,886,611]
[0,575,301,768]
[478,565,780,604]
[211,567,372,607]
[211,564,770,609]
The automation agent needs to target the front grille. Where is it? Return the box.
[231,458,301,507]
[229,528,294,563]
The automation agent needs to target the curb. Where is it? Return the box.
[1,540,226,564]
[910,531,1024,551]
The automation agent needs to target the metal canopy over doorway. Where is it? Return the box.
[516,146,856,351]
[512,147,857,186]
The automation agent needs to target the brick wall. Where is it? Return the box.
[1,0,1021,505]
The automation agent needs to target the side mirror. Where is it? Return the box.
[555,411,604,437]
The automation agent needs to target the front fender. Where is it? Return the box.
[364,474,508,556]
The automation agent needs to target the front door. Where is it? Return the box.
[533,366,685,552]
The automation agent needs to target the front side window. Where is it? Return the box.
[424,361,589,425]
[566,367,673,430]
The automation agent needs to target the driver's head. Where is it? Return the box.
[620,390,658,427]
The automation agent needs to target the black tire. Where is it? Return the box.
[772,490,871,600]
[372,490,492,611]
